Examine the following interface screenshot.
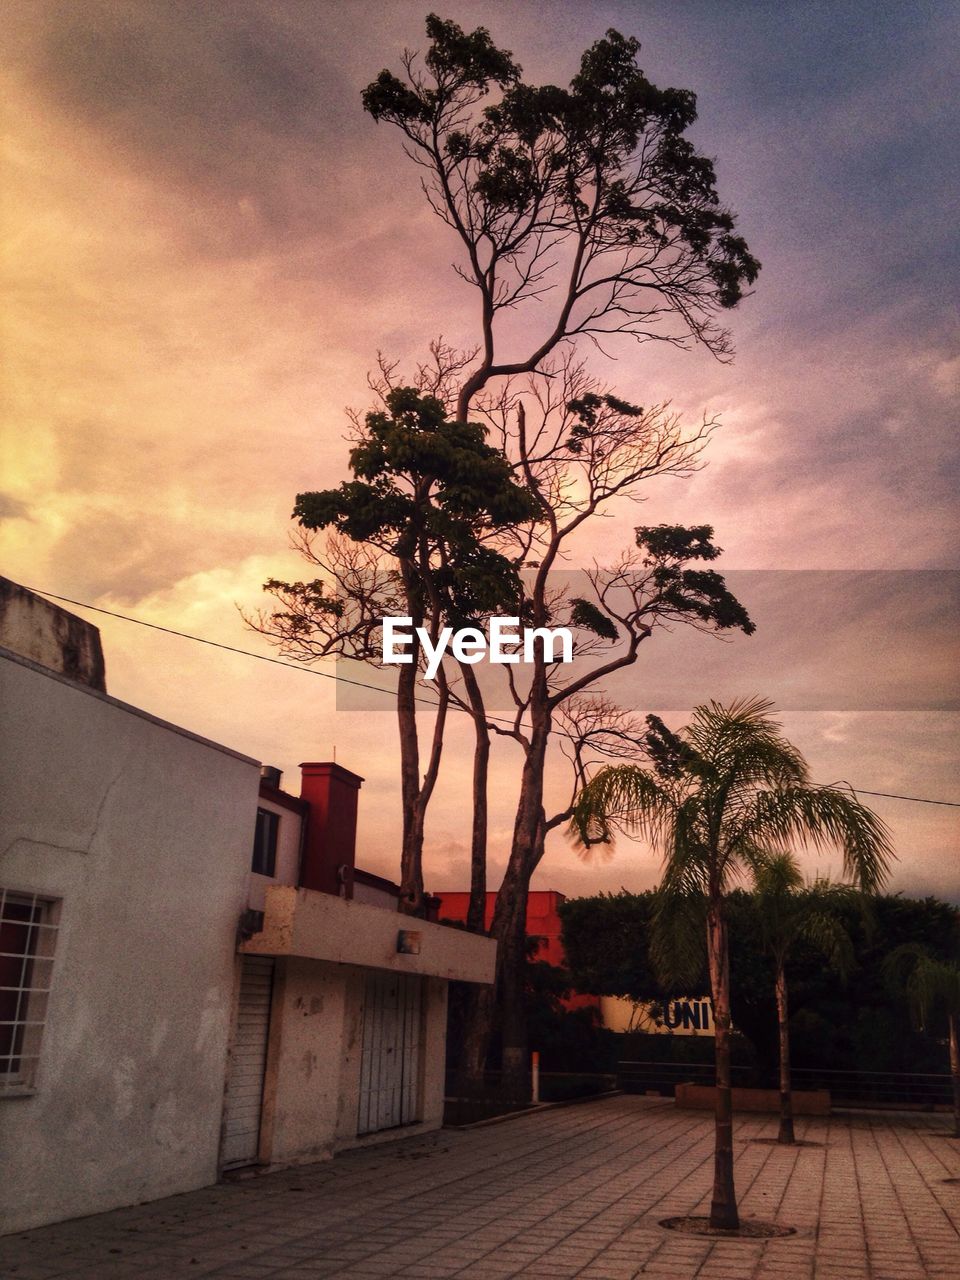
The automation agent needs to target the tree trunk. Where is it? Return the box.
[396,569,449,917]
[775,959,795,1144]
[455,716,548,1102]
[453,570,554,1102]
[455,983,494,1095]
[707,899,739,1231]
[949,1011,960,1139]
[462,664,489,934]
[452,669,492,1093]
[495,879,532,1102]
[396,657,424,916]
[455,853,531,1097]
[496,694,550,1101]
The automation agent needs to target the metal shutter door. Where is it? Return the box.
[357,971,423,1135]
[221,957,274,1168]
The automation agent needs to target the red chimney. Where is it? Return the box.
[298,762,364,898]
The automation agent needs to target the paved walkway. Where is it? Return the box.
[2,1097,958,1279]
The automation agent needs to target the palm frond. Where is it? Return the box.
[747,849,802,954]
[798,909,856,980]
[569,763,675,849]
[685,697,808,788]
[568,700,894,933]
[656,794,710,892]
[745,785,894,891]
[650,888,707,989]
[751,849,804,896]
[884,943,960,1027]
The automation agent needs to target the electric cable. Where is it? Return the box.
[18,585,960,809]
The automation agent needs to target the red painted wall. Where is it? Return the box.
[298,762,363,897]
[435,889,600,1014]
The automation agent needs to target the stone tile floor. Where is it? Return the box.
[2,1097,958,1279]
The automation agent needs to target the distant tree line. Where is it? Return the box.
[559,889,960,1079]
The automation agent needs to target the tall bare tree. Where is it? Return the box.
[356,13,759,1036]
[363,16,760,423]
[446,362,755,1092]
[258,15,761,1033]
[252,380,534,915]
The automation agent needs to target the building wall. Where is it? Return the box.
[259,958,350,1165]
[0,650,259,1234]
[435,889,600,1014]
[601,994,716,1036]
[352,872,400,910]
[247,794,303,911]
[243,885,496,984]
[228,787,488,1174]
[255,959,448,1168]
[0,577,106,690]
[436,889,570,965]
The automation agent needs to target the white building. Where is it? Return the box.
[223,761,495,1172]
[0,641,258,1233]
[0,581,496,1235]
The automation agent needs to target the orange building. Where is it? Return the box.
[435,889,600,1015]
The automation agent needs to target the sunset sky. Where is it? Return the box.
[3,1,957,900]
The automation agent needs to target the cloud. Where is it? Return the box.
[13,1,342,255]
[3,1,957,905]
[0,494,32,521]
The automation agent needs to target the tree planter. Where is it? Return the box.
[675,1082,830,1115]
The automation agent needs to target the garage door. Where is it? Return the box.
[221,957,274,1168]
[357,971,423,1134]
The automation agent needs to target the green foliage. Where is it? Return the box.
[571,698,893,900]
[643,713,705,781]
[292,386,538,620]
[261,577,344,629]
[363,14,519,126]
[363,16,760,355]
[883,939,960,1029]
[562,889,960,1076]
[567,392,646,428]
[445,946,618,1075]
[521,960,618,1073]
[564,392,646,453]
[636,526,756,635]
[751,852,857,978]
[424,14,520,89]
[636,523,723,562]
[569,598,619,641]
[559,891,696,1001]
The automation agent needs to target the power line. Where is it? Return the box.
[19,585,960,810]
[847,790,960,809]
[23,587,410,698]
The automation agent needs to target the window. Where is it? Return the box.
[1,889,60,1094]
[251,808,279,877]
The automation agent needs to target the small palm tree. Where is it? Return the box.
[751,854,857,1144]
[571,697,892,1231]
[884,942,960,1137]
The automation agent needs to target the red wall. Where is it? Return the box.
[435,889,599,1014]
[297,762,363,897]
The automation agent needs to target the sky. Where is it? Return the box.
[2,0,958,901]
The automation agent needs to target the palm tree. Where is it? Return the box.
[884,942,960,1137]
[751,854,857,1144]
[571,697,892,1231]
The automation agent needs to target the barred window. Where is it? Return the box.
[1,889,60,1094]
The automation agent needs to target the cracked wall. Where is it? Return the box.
[0,651,260,1234]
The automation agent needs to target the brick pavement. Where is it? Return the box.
[2,1096,958,1280]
